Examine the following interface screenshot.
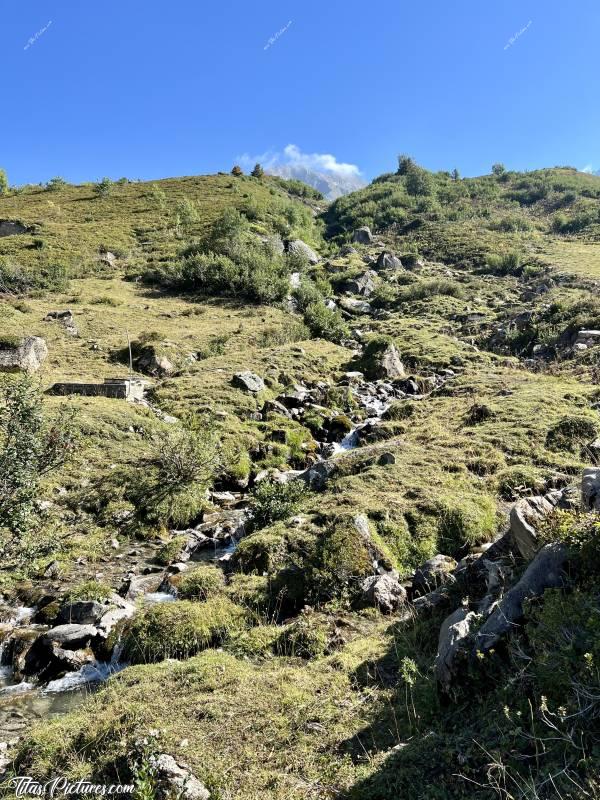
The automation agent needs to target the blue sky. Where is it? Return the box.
[2,0,599,186]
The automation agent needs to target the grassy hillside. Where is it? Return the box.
[1,164,599,799]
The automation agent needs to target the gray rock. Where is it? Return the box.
[56,601,106,626]
[352,226,373,245]
[366,343,405,380]
[473,543,569,655]
[232,371,265,393]
[0,220,28,237]
[41,624,98,649]
[412,555,457,596]
[137,348,174,378]
[339,297,372,316]
[435,607,477,690]
[341,271,378,297]
[298,460,335,491]
[582,467,600,511]
[375,251,403,271]
[286,239,320,265]
[122,573,164,601]
[510,494,556,560]
[361,572,407,613]
[377,452,396,466]
[153,754,210,800]
[0,336,48,374]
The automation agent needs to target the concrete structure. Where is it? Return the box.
[48,378,146,402]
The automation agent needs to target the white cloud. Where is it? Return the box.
[582,163,594,174]
[238,144,361,178]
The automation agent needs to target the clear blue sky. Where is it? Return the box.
[2,0,599,186]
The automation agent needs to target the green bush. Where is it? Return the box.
[123,598,246,663]
[249,479,307,531]
[155,535,187,566]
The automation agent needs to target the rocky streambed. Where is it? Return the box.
[0,362,454,753]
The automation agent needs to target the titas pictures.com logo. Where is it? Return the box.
[4,776,134,797]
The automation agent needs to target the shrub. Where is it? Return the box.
[492,163,506,176]
[93,177,113,198]
[484,250,524,276]
[46,176,67,192]
[397,279,463,302]
[175,565,225,600]
[123,598,246,663]
[231,165,244,176]
[0,168,8,195]
[302,301,349,344]
[0,378,77,564]
[382,401,415,421]
[250,480,307,531]
[155,535,187,566]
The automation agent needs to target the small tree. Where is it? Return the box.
[451,168,460,181]
[492,163,506,176]
[405,167,435,197]
[396,154,416,176]
[0,169,8,195]
[46,176,67,192]
[175,197,199,236]
[93,177,114,198]
[231,165,244,177]
[251,163,264,178]
[0,378,77,563]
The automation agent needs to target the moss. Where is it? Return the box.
[276,615,328,659]
[496,464,545,499]
[123,598,246,663]
[546,414,598,453]
[232,527,288,573]
[174,565,225,600]
[436,493,498,554]
[68,579,113,603]
[225,624,281,659]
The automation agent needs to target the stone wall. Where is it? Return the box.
[48,378,146,402]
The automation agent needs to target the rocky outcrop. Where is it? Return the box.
[412,555,457,596]
[341,271,378,297]
[232,371,265,393]
[375,251,402,271]
[0,220,28,237]
[137,347,174,378]
[472,543,569,655]
[435,607,477,691]
[152,754,210,800]
[509,493,557,560]
[339,297,372,316]
[582,468,600,511]
[361,571,407,613]
[0,336,48,374]
[352,226,373,244]
[286,239,320,265]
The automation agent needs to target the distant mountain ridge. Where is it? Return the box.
[267,163,366,200]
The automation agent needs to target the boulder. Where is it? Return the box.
[582,467,600,511]
[137,347,174,378]
[0,336,48,374]
[435,607,477,691]
[339,297,372,316]
[0,220,28,237]
[232,371,265,393]
[121,573,164,601]
[56,601,106,626]
[152,754,210,800]
[361,572,407,613]
[375,251,403,271]
[412,555,457,596]
[473,543,568,655]
[377,452,396,466]
[299,460,335,491]
[509,494,556,560]
[286,239,320,265]
[41,623,98,649]
[370,344,405,380]
[341,271,378,297]
[352,226,373,245]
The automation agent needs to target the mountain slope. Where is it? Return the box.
[268,163,366,200]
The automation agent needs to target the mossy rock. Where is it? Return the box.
[225,624,281,659]
[276,615,328,659]
[155,535,188,566]
[436,494,498,555]
[173,565,225,600]
[232,528,288,574]
[122,598,246,663]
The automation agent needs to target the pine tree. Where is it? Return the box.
[451,168,460,181]
[251,163,264,178]
[0,168,8,195]
[231,165,244,177]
